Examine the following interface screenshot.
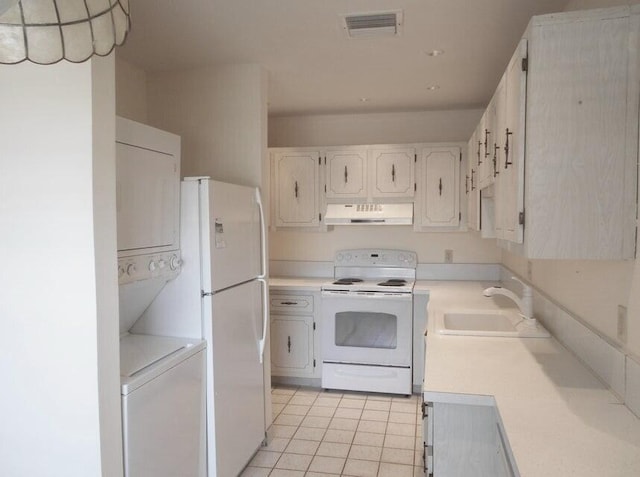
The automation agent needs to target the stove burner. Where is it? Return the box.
[333,278,364,285]
[378,279,407,287]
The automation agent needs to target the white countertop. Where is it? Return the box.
[424,282,640,476]
[269,277,329,291]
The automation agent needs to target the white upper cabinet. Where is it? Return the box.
[325,148,368,199]
[470,7,639,259]
[370,147,416,198]
[272,150,321,228]
[417,147,460,228]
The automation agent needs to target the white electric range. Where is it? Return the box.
[321,249,417,395]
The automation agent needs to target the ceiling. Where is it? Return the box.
[117,0,571,116]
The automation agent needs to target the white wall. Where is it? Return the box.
[0,57,122,476]
[115,55,148,123]
[146,64,268,188]
[268,109,500,265]
[269,109,483,147]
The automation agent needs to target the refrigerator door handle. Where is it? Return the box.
[257,277,269,363]
[255,188,267,279]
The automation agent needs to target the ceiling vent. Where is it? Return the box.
[342,11,403,39]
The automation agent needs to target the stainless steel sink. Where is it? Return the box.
[439,311,550,338]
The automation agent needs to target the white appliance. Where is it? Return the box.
[120,335,206,477]
[324,203,413,225]
[182,177,269,477]
[116,117,206,477]
[321,249,416,395]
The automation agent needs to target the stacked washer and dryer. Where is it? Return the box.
[115,117,206,477]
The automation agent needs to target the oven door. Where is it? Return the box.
[321,290,412,367]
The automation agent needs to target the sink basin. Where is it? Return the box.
[439,311,550,338]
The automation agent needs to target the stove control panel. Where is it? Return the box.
[335,249,416,268]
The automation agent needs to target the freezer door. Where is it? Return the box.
[205,280,266,477]
[200,180,261,292]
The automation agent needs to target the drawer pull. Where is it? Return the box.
[280,301,298,305]
[287,335,291,353]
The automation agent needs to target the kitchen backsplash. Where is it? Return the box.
[270,260,500,281]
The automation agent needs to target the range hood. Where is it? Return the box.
[325,203,413,225]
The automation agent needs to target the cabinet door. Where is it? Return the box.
[116,143,179,253]
[270,314,314,377]
[478,103,495,189]
[499,39,527,244]
[526,14,636,258]
[325,149,367,199]
[467,133,480,231]
[272,151,320,227]
[491,74,508,238]
[370,147,415,198]
[419,147,460,227]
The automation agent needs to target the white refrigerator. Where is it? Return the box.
[184,177,269,477]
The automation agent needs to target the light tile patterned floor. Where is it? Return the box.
[241,386,425,477]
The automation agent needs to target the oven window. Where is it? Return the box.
[334,312,397,349]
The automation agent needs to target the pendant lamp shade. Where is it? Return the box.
[0,0,130,65]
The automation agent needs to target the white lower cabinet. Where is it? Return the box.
[270,292,319,378]
[422,400,517,477]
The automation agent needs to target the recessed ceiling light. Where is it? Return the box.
[427,49,445,57]
[426,85,440,91]
[360,97,370,102]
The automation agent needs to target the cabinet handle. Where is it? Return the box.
[477,140,483,165]
[493,144,500,177]
[280,301,298,305]
[465,175,469,194]
[471,169,476,190]
[484,129,491,158]
[287,335,291,353]
[294,181,299,198]
[344,165,348,183]
[438,178,443,196]
[391,163,396,183]
[504,128,513,168]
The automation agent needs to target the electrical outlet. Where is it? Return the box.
[527,261,533,281]
[618,305,628,343]
[444,249,453,263]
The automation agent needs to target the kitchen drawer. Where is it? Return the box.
[270,294,314,314]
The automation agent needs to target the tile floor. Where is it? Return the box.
[241,386,425,477]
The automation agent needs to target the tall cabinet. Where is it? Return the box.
[469,6,639,259]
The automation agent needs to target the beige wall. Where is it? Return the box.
[115,55,148,123]
[270,227,500,263]
[564,0,634,10]
[146,64,268,188]
[269,109,483,147]
[268,109,501,265]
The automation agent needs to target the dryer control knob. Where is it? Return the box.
[337,253,343,262]
[169,255,181,270]
[126,263,136,276]
[148,261,157,272]
[399,253,406,262]
[158,259,166,269]
[118,265,125,278]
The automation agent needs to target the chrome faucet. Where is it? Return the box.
[483,276,534,320]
